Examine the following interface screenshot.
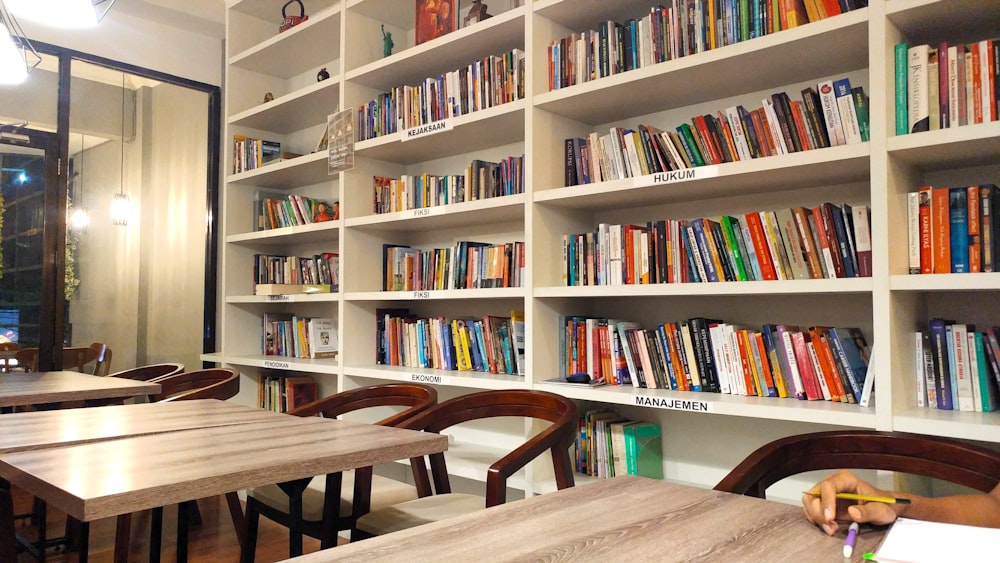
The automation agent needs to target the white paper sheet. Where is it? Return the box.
[875,517,1000,562]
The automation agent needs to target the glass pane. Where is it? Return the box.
[0,145,45,347]
[69,60,210,371]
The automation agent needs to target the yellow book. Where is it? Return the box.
[457,320,474,370]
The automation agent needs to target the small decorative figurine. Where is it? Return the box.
[279,0,308,32]
[381,24,394,57]
[263,92,274,103]
[317,67,330,81]
[463,0,490,27]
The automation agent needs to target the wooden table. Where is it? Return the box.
[0,399,286,454]
[0,371,160,408]
[282,475,886,563]
[0,400,287,561]
[0,415,448,562]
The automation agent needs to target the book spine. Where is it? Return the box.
[949,187,969,273]
[968,186,982,272]
[833,78,863,144]
[932,187,951,273]
[929,318,953,410]
[895,42,909,135]
[908,45,930,133]
[817,80,846,146]
[907,192,921,274]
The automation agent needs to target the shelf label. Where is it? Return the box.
[268,295,291,302]
[264,360,291,369]
[403,119,453,141]
[412,206,445,218]
[412,290,431,299]
[410,373,446,385]
[633,395,713,413]
[632,166,720,188]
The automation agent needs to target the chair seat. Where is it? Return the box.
[249,472,418,522]
[355,493,484,536]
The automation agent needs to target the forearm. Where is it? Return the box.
[897,491,1000,528]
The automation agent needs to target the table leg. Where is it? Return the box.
[225,491,245,546]
[277,478,311,557]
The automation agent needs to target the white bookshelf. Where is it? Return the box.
[212,0,1000,498]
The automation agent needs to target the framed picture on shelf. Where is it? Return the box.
[461,0,490,28]
[415,0,457,45]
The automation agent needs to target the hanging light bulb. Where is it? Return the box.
[111,72,130,226]
[70,133,90,231]
[7,0,117,28]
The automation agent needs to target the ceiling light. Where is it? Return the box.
[0,0,39,84]
[8,0,116,29]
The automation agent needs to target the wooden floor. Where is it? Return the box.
[10,486,329,562]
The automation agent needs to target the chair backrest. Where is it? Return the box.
[153,368,240,402]
[289,383,438,426]
[714,430,1000,499]
[400,389,578,507]
[109,363,185,382]
[14,347,37,371]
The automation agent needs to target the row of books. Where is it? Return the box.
[575,410,662,480]
[258,374,318,413]
[564,204,871,286]
[356,49,525,142]
[897,40,1000,135]
[372,155,524,214]
[262,314,338,359]
[915,320,1000,413]
[253,190,338,231]
[564,78,867,186]
[254,252,340,289]
[907,185,1000,274]
[547,0,864,91]
[375,309,525,376]
[559,315,872,404]
[383,241,524,291]
[232,135,280,174]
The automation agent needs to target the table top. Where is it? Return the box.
[0,371,160,407]
[0,416,448,522]
[283,475,885,563]
[0,399,287,453]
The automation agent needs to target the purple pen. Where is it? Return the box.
[843,522,860,557]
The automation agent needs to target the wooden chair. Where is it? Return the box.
[152,367,240,402]
[714,430,1000,499]
[85,363,185,407]
[353,389,578,539]
[242,383,438,559]
[11,343,111,374]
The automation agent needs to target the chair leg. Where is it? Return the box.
[226,491,246,546]
[177,502,193,563]
[240,497,261,563]
[114,514,131,563]
[188,499,202,526]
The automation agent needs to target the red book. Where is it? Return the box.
[931,186,951,273]
[818,203,846,278]
[968,185,982,272]
[918,185,933,273]
[972,42,984,124]
[665,323,688,391]
[810,326,846,402]
[744,212,778,280]
[791,330,822,400]
[735,329,758,396]
[752,107,775,157]
[820,0,841,16]
[692,115,722,165]
[789,101,814,151]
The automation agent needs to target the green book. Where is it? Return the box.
[676,123,706,167]
[973,332,998,412]
[623,421,663,479]
[719,215,749,281]
[852,87,870,143]
[894,42,909,136]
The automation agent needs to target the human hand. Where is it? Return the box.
[802,470,901,535]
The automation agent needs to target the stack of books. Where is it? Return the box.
[559,316,872,404]
[915,320,1000,413]
[563,204,871,285]
[575,410,662,480]
[907,184,999,274]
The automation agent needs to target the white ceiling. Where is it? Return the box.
[117,0,226,39]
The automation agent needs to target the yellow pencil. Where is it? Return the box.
[804,491,912,505]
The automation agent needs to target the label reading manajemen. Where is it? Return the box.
[633,395,713,412]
